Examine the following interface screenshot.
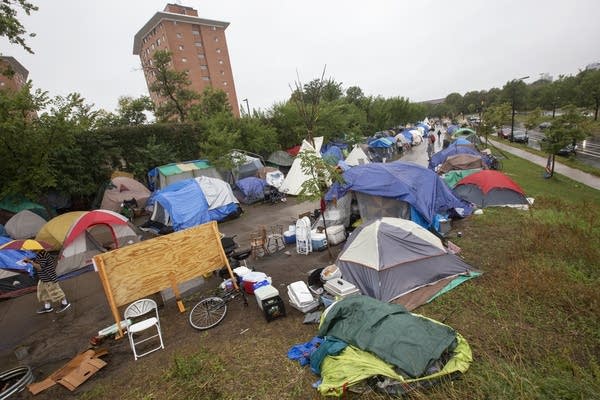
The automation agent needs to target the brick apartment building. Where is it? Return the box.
[133,3,240,117]
[0,56,29,91]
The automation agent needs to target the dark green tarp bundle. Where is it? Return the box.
[318,296,457,378]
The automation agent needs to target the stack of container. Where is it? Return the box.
[323,278,361,300]
[287,281,319,312]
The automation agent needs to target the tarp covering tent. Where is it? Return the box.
[367,137,396,162]
[0,195,49,220]
[454,170,529,208]
[0,236,38,298]
[446,124,459,134]
[345,145,371,166]
[36,211,87,251]
[233,177,268,204]
[452,128,476,136]
[317,296,472,396]
[442,169,481,188]
[336,218,478,304]
[57,209,141,277]
[280,137,324,196]
[267,150,294,167]
[150,176,241,231]
[428,142,480,171]
[438,154,485,174]
[147,159,223,191]
[5,210,46,239]
[325,161,472,225]
[100,176,151,212]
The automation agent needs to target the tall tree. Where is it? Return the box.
[0,0,38,54]
[146,50,200,122]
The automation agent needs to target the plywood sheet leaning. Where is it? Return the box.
[93,221,233,336]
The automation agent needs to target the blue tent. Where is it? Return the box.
[234,177,267,204]
[0,236,35,275]
[149,178,240,231]
[321,145,344,165]
[401,129,414,143]
[325,161,472,225]
[416,123,430,136]
[428,142,481,170]
[446,125,459,134]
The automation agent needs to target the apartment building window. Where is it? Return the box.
[197,53,205,59]
[192,29,200,36]
[202,77,210,81]
[223,81,228,86]
[220,70,225,75]
[216,48,221,54]
[176,32,183,38]
[211,26,216,31]
[182,57,188,63]
[200,65,208,70]
[218,60,224,64]
[194,41,202,47]
[214,37,219,42]
[178,45,184,50]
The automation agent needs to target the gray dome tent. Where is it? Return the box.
[336,218,478,307]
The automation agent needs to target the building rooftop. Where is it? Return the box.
[0,56,29,80]
[133,11,230,55]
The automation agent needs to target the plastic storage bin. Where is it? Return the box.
[325,225,346,245]
[254,285,280,310]
[262,296,286,322]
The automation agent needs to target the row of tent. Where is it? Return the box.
[0,209,141,298]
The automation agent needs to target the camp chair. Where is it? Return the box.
[124,298,164,360]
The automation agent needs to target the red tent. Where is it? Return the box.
[454,170,528,207]
[286,145,301,157]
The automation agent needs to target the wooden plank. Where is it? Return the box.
[93,221,228,329]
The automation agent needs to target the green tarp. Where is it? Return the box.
[318,296,457,378]
[442,168,481,188]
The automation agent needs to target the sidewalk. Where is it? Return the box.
[487,139,600,191]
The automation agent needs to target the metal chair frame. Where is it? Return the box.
[124,298,165,360]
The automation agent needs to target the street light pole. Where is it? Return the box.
[242,98,250,116]
[510,76,530,141]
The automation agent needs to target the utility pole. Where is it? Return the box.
[242,98,250,116]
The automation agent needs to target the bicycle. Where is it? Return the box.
[484,153,503,170]
[188,234,251,330]
[188,284,248,330]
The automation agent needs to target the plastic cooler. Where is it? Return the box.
[310,231,327,251]
[324,279,360,298]
[325,225,346,245]
[283,230,296,244]
[254,285,279,310]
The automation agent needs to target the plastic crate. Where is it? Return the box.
[262,296,286,322]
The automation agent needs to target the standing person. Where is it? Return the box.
[437,128,442,145]
[26,250,71,314]
[427,133,435,160]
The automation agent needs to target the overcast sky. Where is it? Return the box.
[2,0,599,114]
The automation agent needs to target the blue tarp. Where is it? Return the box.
[428,142,481,170]
[150,179,239,231]
[368,137,394,148]
[0,236,35,275]
[325,161,472,225]
[235,177,267,204]
[447,125,459,134]
[401,129,414,143]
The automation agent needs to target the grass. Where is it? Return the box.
[75,155,600,400]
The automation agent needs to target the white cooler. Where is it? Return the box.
[324,278,360,298]
[254,285,280,310]
[325,225,346,245]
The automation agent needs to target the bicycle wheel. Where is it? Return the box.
[189,296,227,330]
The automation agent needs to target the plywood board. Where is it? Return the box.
[93,221,231,332]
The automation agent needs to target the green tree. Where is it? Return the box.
[579,69,600,121]
[189,86,232,121]
[524,107,543,134]
[146,50,200,122]
[0,0,38,54]
[540,105,589,178]
[444,92,463,117]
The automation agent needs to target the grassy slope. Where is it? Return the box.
[78,155,600,400]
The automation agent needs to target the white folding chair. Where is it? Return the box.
[124,298,165,360]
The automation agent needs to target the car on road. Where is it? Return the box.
[509,130,529,144]
[539,122,552,130]
[497,127,511,139]
[557,143,577,156]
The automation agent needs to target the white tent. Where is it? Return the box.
[345,145,371,166]
[279,137,324,196]
[5,210,46,239]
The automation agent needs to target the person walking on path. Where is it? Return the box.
[26,250,71,314]
[427,133,436,160]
